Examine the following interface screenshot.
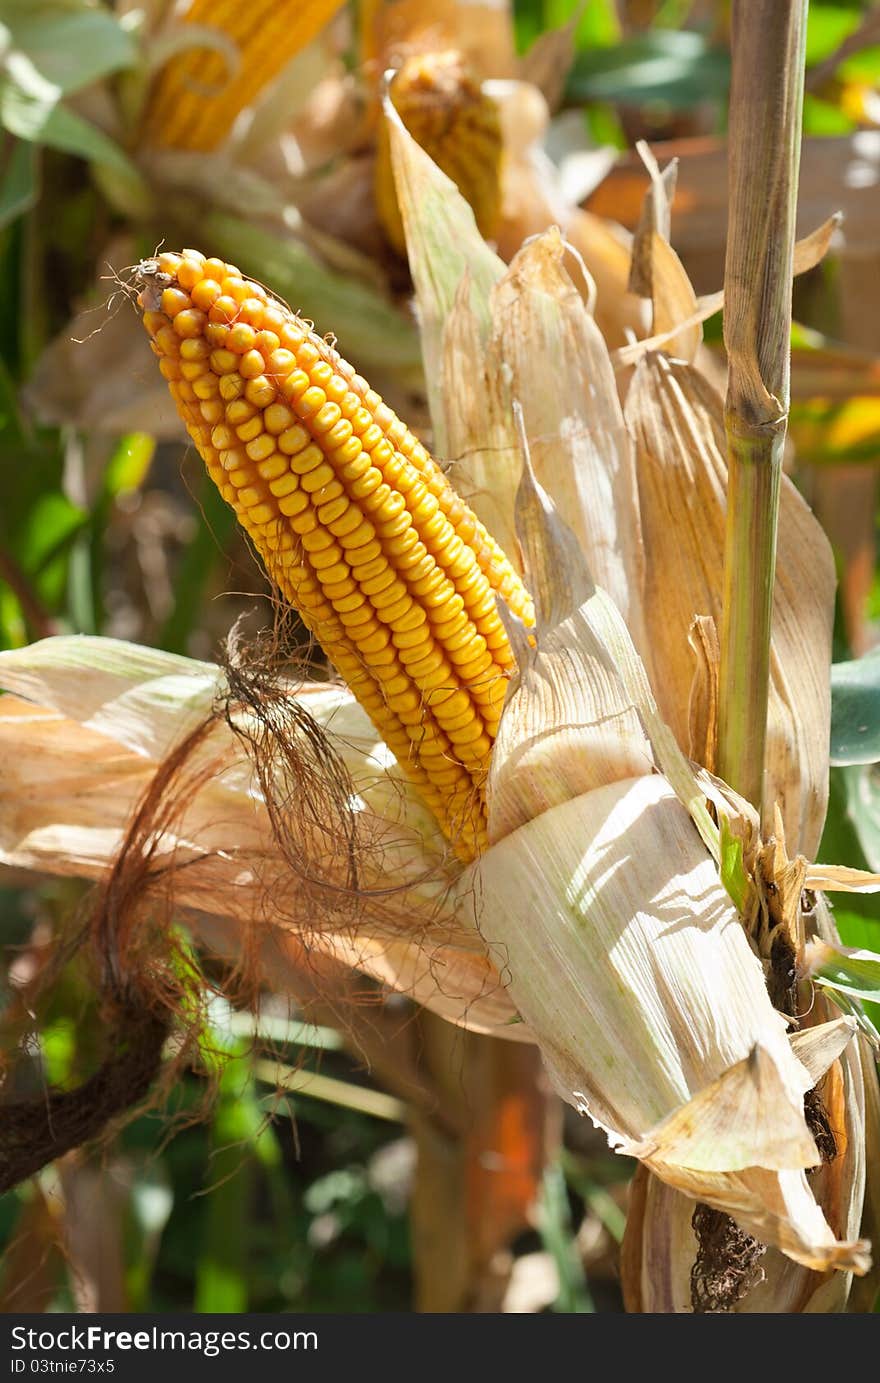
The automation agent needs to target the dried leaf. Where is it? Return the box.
[0,640,521,1039]
[626,353,835,856]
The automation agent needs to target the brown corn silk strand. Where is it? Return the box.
[143,0,342,151]
[136,250,534,859]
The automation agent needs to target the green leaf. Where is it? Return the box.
[830,649,880,765]
[566,30,731,108]
[719,815,748,913]
[537,1164,594,1314]
[0,73,141,184]
[102,432,155,498]
[0,137,37,229]
[3,2,137,95]
[805,3,864,67]
[813,944,880,1004]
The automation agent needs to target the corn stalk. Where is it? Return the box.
[717,0,808,815]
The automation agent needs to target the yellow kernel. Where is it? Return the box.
[176,258,204,291]
[246,435,276,463]
[235,416,263,443]
[227,323,256,354]
[291,444,324,474]
[277,490,309,517]
[328,507,364,538]
[295,386,326,417]
[238,297,267,327]
[210,295,239,325]
[226,399,256,425]
[278,424,309,456]
[310,544,345,571]
[248,504,277,525]
[220,276,248,303]
[268,472,299,498]
[210,349,238,373]
[266,348,297,377]
[219,373,244,401]
[300,463,335,493]
[154,325,178,355]
[351,555,386,582]
[158,252,182,276]
[180,360,205,381]
[313,402,343,433]
[346,539,383,567]
[239,349,265,380]
[161,287,190,318]
[337,520,375,550]
[203,257,227,280]
[255,330,280,356]
[256,453,289,483]
[180,337,210,361]
[173,308,205,339]
[290,509,317,535]
[244,377,276,408]
[192,376,219,399]
[264,403,294,434]
[279,369,310,402]
[211,425,235,449]
[199,399,224,424]
[316,496,349,526]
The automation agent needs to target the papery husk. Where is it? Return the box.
[458,772,867,1273]
[489,80,648,349]
[443,228,647,649]
[627,142,701,365]
[625,353,835,857]
[0,638,522,1039]
[623,899,877,1311]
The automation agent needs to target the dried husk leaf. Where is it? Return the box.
[486,78,648,349]
[458,773,866,1271]
[384,87,504,451]
[625,353,835,856]
[0,640,521,1038]
[485,229,646,647]
[624,894,874,1311]
[443,228,647,640]
[487,443,652,837]
[628,142,701,364]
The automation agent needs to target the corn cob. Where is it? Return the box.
[136,250,533,859]
[142,0,343,152]
[376,51,503,256]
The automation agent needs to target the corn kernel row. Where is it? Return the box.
[138,249,533,858]
[142,0,342,152]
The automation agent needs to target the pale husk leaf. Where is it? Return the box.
[458,773,866,1270]
[625,353,835,856]
[628,142,701,363]
[384,88,504,452]
[484,228,646,646]
[0,640,522,1038]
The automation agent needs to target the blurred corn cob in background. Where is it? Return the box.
[140,0,345,151]
[375,52,504,254]
[138,249,533,858]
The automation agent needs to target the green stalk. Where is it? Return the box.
[717,0,809,820]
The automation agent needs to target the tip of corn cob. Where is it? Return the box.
[135,250,533,860]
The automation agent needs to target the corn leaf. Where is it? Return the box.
[831,650,880,765]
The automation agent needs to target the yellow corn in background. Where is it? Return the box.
[141,0,343,152]
[375,51,504,255]
[137,250,533,859]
